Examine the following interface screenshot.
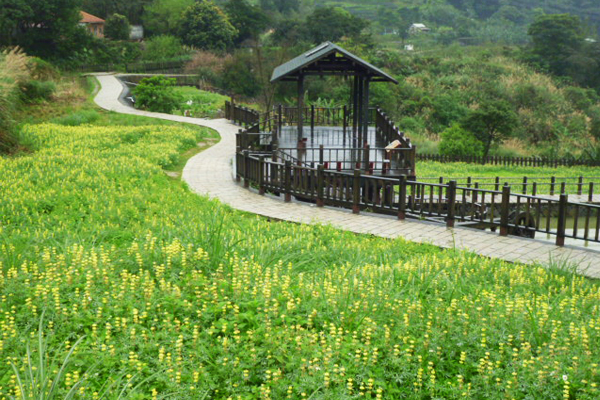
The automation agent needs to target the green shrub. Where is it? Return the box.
[142,35,186,61]
[439,124,484,158]
[104,13,131,41]
[133,75,180,113]
[20,80,56,104]
[27,57,59,80]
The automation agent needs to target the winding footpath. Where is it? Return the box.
[93,74,600,278]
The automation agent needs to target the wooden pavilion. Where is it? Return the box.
[270,42,398,145]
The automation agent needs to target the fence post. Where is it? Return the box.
[243,150,250,188]
[446,180,457,228]
[500,184,511,236]
[363,144,370,172]
[495,176,500,192]
[550,176,556,196]
[310,105,315,136]
[258,156,266,195]
[284,161,292,202]
[578,176,583,196]
[352,169,361,214]
[556,193,568,247]
[589,182,594,203]
[523,176,528,195]
[319,144,324,165]
[398,174,407,220]
[343,105,348,138]
[317,164,325,207]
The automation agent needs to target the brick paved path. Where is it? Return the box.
[94,74,600,278]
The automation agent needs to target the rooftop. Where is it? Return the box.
[80,11,105,24]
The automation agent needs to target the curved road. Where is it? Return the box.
[93,74,600,277]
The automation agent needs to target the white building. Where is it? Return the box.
[409,23,431,35]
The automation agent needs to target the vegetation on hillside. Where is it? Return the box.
[1,119,600,399]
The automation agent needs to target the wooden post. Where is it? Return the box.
[398,175,407,220]
[310,105,315,138]
[589,182,594,203]
[446,180,457,228]
[284,160,292,202]
[495,176,500,192]
[343,105,348,141]
[258,156,265,195]
[556,193,568,246]
[363,144,370,172]
[316,164,325,207]
[523,176,528,195]
[352,169,361,214]
[297,74,305,142]
[243,150,250,188]
[319,144,324,165]
[278,104,283,133]
[550,176,556,195]
[578,176,583,196]
[500,184,511,236]
[363,77,371,144]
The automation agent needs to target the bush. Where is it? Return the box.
[20,80,56,103]
[27,57,59,81]
[439,124,484,158]
[221,53,260,97]
[142,35,186,61]
[133,75,180,113]
[51,110,101,126]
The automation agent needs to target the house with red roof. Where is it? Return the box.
[80,11,105,38]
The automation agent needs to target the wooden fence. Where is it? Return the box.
[419,176,600,198]
[418,153,600,168]
[236,149,600,246]
[225,101,260,128]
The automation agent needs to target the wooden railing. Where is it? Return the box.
[225,101,260,128]
[419,176,600,197]
[236,150,600,246]
[418,153,600,167]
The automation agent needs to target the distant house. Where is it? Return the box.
[409,23,430,35]
[80,11,105,38]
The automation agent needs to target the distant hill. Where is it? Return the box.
[313,0,600,42]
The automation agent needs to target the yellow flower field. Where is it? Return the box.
[0,124,599,399]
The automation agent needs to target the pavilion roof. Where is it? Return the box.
[271,42,398,84]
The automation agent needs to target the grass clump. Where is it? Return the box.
[1,119,600,399]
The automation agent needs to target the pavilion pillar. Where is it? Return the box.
[362,77,371,145]
[352,75,359,146]
[297,74,305,142]
[357,75,364,148]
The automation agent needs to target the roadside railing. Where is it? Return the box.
[236,150,600,246]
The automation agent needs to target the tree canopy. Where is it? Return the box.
[179,0,237,51]
[225,0,270,44]
[104,13,131,41]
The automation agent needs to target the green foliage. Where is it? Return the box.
[172,86,228,118]
[19,80,56,104]
[142,35,186,61]
[225,0,270,44]
[133,75,180,113]
[104,13,131,41]
[144,0,194,36]
[221,52,261,97]
[305,6,369,44]
[527,13,584,76]
[259,0,299,15]
[1,0,84,60]
[439,124,484,158]
[81,0,150,24]
[178,0,237,51]
[462,99,519,158]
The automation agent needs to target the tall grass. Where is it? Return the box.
[0,48,31,153]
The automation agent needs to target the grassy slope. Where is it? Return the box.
[1,77,600,399]
[171,86,229,119]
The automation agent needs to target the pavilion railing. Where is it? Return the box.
[236,150,600,246]
[225,101,260,128]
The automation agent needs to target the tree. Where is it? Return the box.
[304,7,369,44]
[81,0,152,24]
[178,0,237,51]
[224,0,270,44]
[144,0,194,36]
[528,13,584,76]
[1,0,83,60]
[461,100,518,158]
[142,35,186,60]
[104,14,130,41]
